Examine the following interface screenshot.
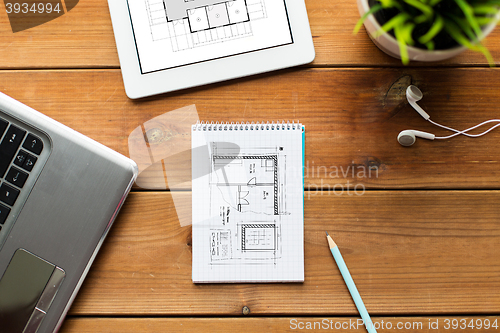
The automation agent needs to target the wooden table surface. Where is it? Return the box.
[2,0,500,332]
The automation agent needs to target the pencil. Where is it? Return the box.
[326,231,377,333]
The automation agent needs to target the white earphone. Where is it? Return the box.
[398,85,500,146]
[405,85,430,120]
[397,129,435,146]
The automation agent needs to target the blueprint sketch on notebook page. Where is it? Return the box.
[208,142,288,265]
[191,124,304,282]
[127,0,293,73]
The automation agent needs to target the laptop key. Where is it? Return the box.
[0,183,20,206]
[0,125,26,177]
[0,118,7,137]
[23,154,38,172]
[15,150,37,172]
[23,133,43,155]
[6,167,29,188]
[14,150,28,167]
[0,203,10,224]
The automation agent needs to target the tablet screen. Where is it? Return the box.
[127,0,293,74]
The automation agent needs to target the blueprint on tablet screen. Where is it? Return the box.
[127,0,293,73]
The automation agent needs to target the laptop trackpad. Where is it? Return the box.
[0,249,65,333]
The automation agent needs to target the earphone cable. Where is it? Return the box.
[429,118,500,140]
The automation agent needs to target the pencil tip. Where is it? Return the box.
[325,231,329,236]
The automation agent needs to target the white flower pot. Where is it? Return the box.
[357,0,499,62]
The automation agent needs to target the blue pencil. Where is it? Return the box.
[326,231,377,333]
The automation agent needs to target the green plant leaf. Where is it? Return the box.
[476,16,497,25]
[444,18,495,65]
[403,0,434,18]
[424,40,435,50]
[444,17,478,47]
[419,14,445,43]
[375,12,411,36]
[476,44,495,66]
[377,0,402,9]
[414,13,430,24]
[353,4,383,34]
[401,22,416,45]
[454,0,484,40]
[428,0,443,7]
[473,4,500,15]
[447,14,476,41]
[394,24,410,64]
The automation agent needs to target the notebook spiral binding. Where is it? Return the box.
[193,121,301,131]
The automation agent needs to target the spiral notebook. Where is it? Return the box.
[191,121,305,283]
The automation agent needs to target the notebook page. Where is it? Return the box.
[192,122,304,283]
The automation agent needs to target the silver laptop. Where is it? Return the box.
[0,92,138,333]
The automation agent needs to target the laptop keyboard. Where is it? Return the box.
[0,117,44,230]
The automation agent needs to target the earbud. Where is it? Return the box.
[406,85,430,120]
[397,130,435,146]
[399,85,500,147]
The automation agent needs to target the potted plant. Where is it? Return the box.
[355,0,500,64]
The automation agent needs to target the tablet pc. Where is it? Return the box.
[108,0,315,99]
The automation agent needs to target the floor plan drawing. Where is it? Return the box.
[210,229,232,261]
[240,223,276,251]
[204,142,291,265]
[210,221,281,264]
[209,142,288,216]
[128,0,293,74]
[146,0,266,51]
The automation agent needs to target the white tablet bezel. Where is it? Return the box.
[108,0,315,99]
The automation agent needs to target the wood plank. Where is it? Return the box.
[1,0,500,68]
[0,1,119,69]
[69,191,500,315]
[59,316,500,333]
[1,69,500,189]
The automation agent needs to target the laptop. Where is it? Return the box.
[0,92,138,333]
